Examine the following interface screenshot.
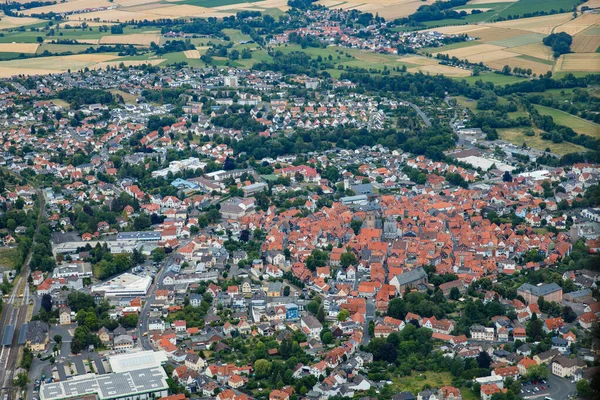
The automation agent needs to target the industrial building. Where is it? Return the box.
[116,231,162,242]
[91,273,152,298]
[40,351,169,400]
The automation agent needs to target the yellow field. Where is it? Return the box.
[22,0,115,15]
[556,53,600,72]
[99,34,162,46]
[485,13,573,34]
[571,32,600,53]
[0,43,39,54]
[317,0,431,18]
[398,56,439,65]
[425,25,489,35]
[579,0,600,9]
[434,44,520,63]
[0,54,155,78]
[488,56,551,75]
[91,59,165,70]
[555,13,600,35]
[467,27,530,42]
[184,49,201,58]
[471,0,515,3]
[0,14,44,29]
[510,43,553,60]
[409,64,472,76]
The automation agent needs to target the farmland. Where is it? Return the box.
[534,105,600,137]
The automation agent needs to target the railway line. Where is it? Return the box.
[0,170,44,400]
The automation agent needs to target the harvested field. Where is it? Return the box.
[434,43,505,58]
[409,64,472,76]
[484,13,573,34]
[317,0,430,19]
[555,13,600,35]
[467,27,530,42]
[571,32,600,53]
[22,0,114,15]
[556,53,600,72]
[510,43,553,60]
[0,43,39,53]
[91,59,165,70]
[488,55,551,75]
[184,49,201,58]
[99,34,162,46]
[579,0,600,9]
[0,14,44,29]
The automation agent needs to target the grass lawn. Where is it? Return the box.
[507,110,528,119]
[461,388,479,400]
[37,43,95,54]
[553,71,594,79]
[455,95,478,111]
[109,89,137,104]
[391,371,454,394]
[0,248,18,270]
[534,104,600,137]
[460,73,527,85]
[498,127,588,154]
[223,28,252,44]
[47,98,71,108]
[0,52,25,60]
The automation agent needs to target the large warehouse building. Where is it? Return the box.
[40,351,169,400]
[91,273,152,297]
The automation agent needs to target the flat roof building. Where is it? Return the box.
[92,273,152,298]
[40,367,168,400]
[117,231,162,242]
[109,350,168,373]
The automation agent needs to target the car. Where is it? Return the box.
[542,386,546,389]
[548,384,551,388]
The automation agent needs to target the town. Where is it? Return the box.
[0,15,597,400]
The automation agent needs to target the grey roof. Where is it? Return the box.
[393,267,427,286]
[117,231,161,241]
[518,283,562,297]
[2,325,14,346]
[40,367,168,400]
[27,321,49,344]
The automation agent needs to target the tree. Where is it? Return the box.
[350,219,362,235]
[283,286,290,296]
[477,351,492,369]
[562,306,577,323]
[449,286,460,300]
[526,364,549,381]
[337,309,350,321]
[152,247,166,263]
[527,318,545,341]
[502,171,513,182]
[387,298,406,320]
[67,292,95,312]
[41,294,53,313]
[340,252,357,268]
[54,334,62,344]
[254,359,272,379]
[322,331,334,345]
[317,306,325,323]
[14,373,28,388]
[576,379,593,397]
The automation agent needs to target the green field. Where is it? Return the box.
[496,0,582,18]
[534,104,600,137]
[223,28,252,44]
[460,73,528,85]
[37,43,95,54]
[498,127,588,154]
[517,54,553,65]
[0,52,25,60]
[391,371,454,394]
[0,248,18,271]
[489,33,546,48]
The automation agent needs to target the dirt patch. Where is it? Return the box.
[0,43,39,53]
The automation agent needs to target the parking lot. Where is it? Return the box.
[520,373,576,400]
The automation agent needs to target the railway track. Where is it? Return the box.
[0,169,44,400]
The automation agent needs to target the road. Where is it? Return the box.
[138,255,172,350]
[403,99,431,127]
[0,172,45,400]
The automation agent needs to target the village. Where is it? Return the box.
[0,63,597,400]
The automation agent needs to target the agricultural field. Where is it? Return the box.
[99,33,162,46]
[426,11,600,76]
[498,127,588,154]
[534,104,600,137]
[317,0,432,19]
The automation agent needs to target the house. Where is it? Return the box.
[492,366,519,380]
[113,334,134,350]
[27,321,50,352]
[228,374,245,389]
[551,355,585,378]
[517,357,537,375]
[480,384,506,400]
[301,315,323,338]
[551,337,570,354]
[470,325,495,341]
[185,353,205,371]
[98,327,111,344]
[59,307,72,325]
[517,283,563,304]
